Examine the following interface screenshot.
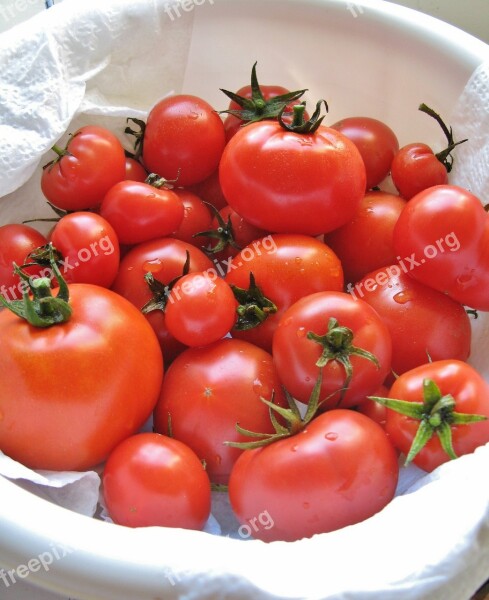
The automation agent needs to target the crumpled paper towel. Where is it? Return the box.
[0,1,489,599]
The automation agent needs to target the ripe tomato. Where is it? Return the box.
[228,409,399,542]
[103,432,211,530]
[169,189,213,248]
[48,212,120,289]
[99,179,184,245]
[111,238,213,364]
[224,234,344,352]
[124,157,148,182]
[142,95,226,186]
[0,278,163,471]
[219,107,366,235]
[374,360,489,472]
[0,224,48,301]
[391,143,448,200]
[354,266,471,377]
[164,271,237,347]
[40,125,126,211]
[330,116,399,189]
[153,338,286,485]
[186,168,228,211]
[324,191,406,284]
[272,291,392,408]
[393,184,489,311]
[356,385,390,428]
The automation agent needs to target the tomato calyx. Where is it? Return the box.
[0,244,72,327]
[370,378,487,465]
[144,172,179,189]
[125,117,146,161]
[225,370,330,450]
[278,99,328,134]
[307,317,380,401]
[141,251,191,314]
[42,132,81,171]
[194,203,241,255]
[418,103,468,173]
[219,62,308,126]
[229,272,277,330]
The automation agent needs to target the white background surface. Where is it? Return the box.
[0,1,488,599]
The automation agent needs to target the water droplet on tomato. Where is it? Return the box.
[324,432,338,441]
[291,445,299,453]
[189,111,201,120]
[282,317,293,327]
[456,271,475,290]
[215,455,222,465]
[295,257,302,265]
[143,258,163,273]
[296,327,306,338]
[305,376,311,382]
[393,291,412,304]
[303,502,310,509]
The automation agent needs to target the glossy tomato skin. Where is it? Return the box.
[355,267,471,377]
[225,234,344,352]
[41,126,126,211]
[153,338,286,485]
[99,180,184,245]
[385,360,489,472]
[142,95,226,187]
[229,409,399,542]
[103,432,211,530]
[111,238,214,364]
[219,120,366,235]
[170,189,213,248]
[324,191,406,284]
[393,185,489,311]
[186,169,228,211]
[272,291,392,408]
[391,143,448,199]
[124,157,148,182]
[50,212,120,288]
[0,224,48,301]
[164,272,237,347]
[330,116,399,190]
[0,284,163,471]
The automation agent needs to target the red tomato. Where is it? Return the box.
[41,125,126,211]
[103,432,211,530]
[272,291,392,408]
[49,212,120,289]
[99,180,184,245]
[186,169,228,211]
[324,191,406,284]
[142,95,226,186]
[153,338,286,485]
[124,157,148,182]
[393,185,489,311]
[225,234,344,352]
[356,385,390,427]
[354,266,471,377]
[377,360,489,472]
[391,142,448,200]
[228,409,399,541]
[170,189,213,248]
[0,281,163,471]
[0,224,48,301]
[219,116,366,235]
[111,238,213,364]
[330,116,399,190]
[164,271,237,347]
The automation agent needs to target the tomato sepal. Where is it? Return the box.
[141,251,191,315]
[230,272,277,330]
[278,99,328,134]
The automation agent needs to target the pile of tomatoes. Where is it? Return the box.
[0,64,488,543]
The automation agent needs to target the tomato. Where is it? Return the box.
[224,234,344,352]
[0,224,48,302]
[353,266,471,377]
[164,271,237,347]
[272,291,392,408]
[330,116,399,190]
[170,189,213,248]
[40,125,126,211]
[111,238,213,364]
[124,157,148,182]
[0,271,163,471]
[324,191,406,284]
[391,143,448,200]
[103,432,211,530]
[219,106,366,235]
[356,385,390,427]
[99,179,184,245]
[142,95,226,187]
[46,212,120,288]
[393,184,489,311]
[228,408,398,542]
[153,338,286,485]
[373,360,489,472]
[186,169,228,211]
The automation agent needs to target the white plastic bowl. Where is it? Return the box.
[1,1,489,599]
